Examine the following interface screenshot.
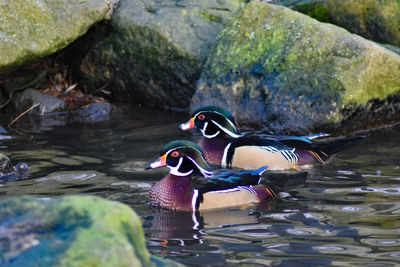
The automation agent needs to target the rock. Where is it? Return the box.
[74,102,117,122]
[0,153,15,175]
[274,0,400,48]
[0,195,181,266]
[14,89,117,124]
[75,0,244,108]
[0,0,111,74]
[191,1,400,134]
[16,89,67,115]
[0,153,30,182]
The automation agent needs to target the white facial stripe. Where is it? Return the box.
[211,119,243,138]
[168,157,194,176]
[194,110,242,138]
[221,142,232,168]
[200,121,220,138]
[187,156,212,177]
[192,189,199,211]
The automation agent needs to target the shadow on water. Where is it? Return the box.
[1,106,400,266]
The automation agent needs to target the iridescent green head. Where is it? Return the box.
[147,140,212,177]
[179,106,243,138]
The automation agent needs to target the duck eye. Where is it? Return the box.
[198,114,205,120]
[171,151,179,157]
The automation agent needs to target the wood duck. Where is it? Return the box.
[179,106,363,170]
[146,140,276,211]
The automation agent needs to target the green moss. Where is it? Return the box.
[0,0,110,74]
[0,196,155,266]
[198,11,224,23]
[294,3,330,22]
[194,1,400,133]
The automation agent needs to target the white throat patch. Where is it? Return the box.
[168,157,194,176]
[200,121,220,138]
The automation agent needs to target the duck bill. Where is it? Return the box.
[146,154,167,169]
[179,117,195,131]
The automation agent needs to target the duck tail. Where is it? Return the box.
[309,135,365,162]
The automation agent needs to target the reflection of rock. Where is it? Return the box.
[0,0,111,74]
[192,1,400,134]
[0,195,181,266]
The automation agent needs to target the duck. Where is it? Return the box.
[146,140,276,211]
[179,106,363,170]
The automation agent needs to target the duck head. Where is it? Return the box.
[147,140,213,177]
[179,106,243,138]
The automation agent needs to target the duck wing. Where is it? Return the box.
[192,166,268,194]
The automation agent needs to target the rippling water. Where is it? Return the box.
[1,107,400,266]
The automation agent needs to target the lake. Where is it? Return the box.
[1,106,400,266]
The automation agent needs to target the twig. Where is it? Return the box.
[8,103,40,128]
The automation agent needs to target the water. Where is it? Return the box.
[1,106,400,266]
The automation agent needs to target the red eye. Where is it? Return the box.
[198,114,205,120]
[171,151,179,157]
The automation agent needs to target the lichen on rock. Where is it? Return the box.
[192,1,400,134]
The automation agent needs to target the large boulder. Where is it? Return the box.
[75,0,244,107]
[0,0,111,74]
[0,195,180,266]
[274,0,400,48]
[191,1,400,134]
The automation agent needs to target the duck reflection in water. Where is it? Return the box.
[143,200,278,245]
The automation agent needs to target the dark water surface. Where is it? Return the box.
[1,106,400,266]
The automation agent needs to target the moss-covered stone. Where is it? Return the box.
[74,0,244,107]
[0,0,110,74]
[275,0,400,47]
[191,1,400,134]
[0,195,180,266]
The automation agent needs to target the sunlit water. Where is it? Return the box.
[1,106,400,266]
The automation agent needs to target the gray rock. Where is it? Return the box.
[191,1,400,134]
[76,0,244,108]
[0,0,111,74]
[16,89,67,115]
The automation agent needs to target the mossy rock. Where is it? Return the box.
[0,0,110,74]
[74,0,244,108]
[275,0,400,48]
[191,1,400,134]
[0,195,181,266]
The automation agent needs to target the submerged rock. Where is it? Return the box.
[75,0,244,108]
[14,89,117,123]
[274,0,400,48]
[0,153,30,182]
[0,195,181,266]
[192,1,400,134]
[0,0,111,74]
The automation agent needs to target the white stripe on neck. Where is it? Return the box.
[192,189,199,211]
[221,142,232,168]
